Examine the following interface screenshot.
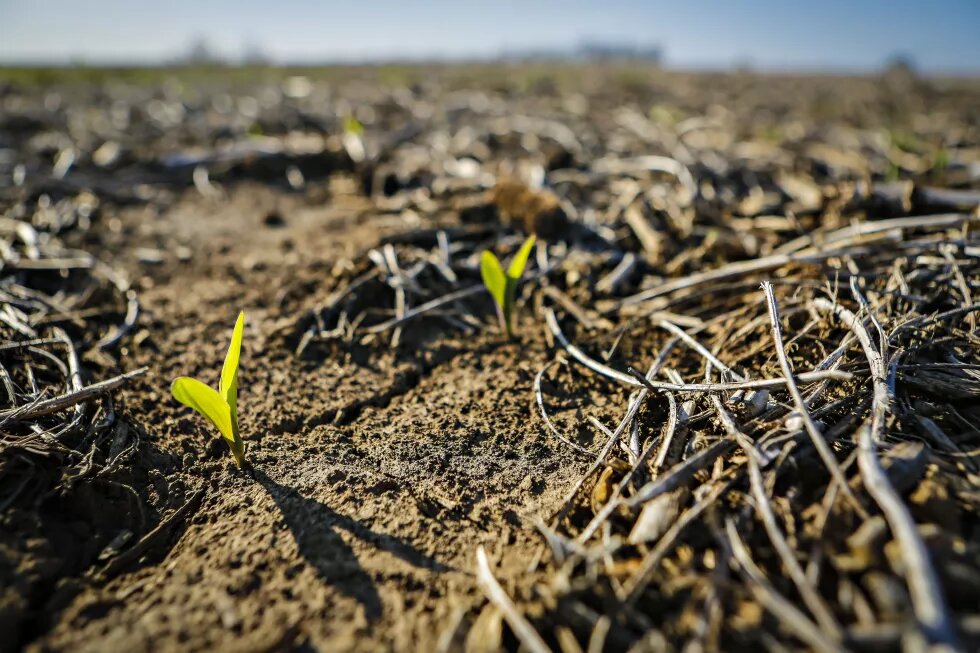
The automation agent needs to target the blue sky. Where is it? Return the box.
[1,0,978,72]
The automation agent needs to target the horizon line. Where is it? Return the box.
[1,55,977,78]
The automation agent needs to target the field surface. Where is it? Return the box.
[1,64,979,652]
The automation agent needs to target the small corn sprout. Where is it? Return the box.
[171,310,246,468]
[480,235,536,337]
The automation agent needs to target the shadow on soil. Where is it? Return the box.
[253,469,451,621]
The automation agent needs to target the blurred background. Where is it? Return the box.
[2,0,979,73]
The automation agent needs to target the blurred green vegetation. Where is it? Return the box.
[0,61,667,92]
[0,64,373,87]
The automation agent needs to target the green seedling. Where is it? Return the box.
[480,235,536,338]
[171,310,246,468]
[342,115,364,136]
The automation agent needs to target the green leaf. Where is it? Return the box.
[506,234,536,280]
[171,377,234,445]
[220,310,245,426]
[481,250,507,308]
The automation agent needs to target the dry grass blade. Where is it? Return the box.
[626,366,853,394]
[623,479,735,602]
[761,281,867,517]
[625,438,735,508]
[550,371,648,525]
[574,392,676,544]
[475,547,552,653]
[619,213,976,307]
[814,297,960,648]
[0,368,148,423]
[711,393,842,639]
[534,359,592,457]
[725,519,846,653]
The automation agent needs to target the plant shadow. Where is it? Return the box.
[253,468,451,622]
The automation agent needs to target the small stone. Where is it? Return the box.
[136,248,165,265]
